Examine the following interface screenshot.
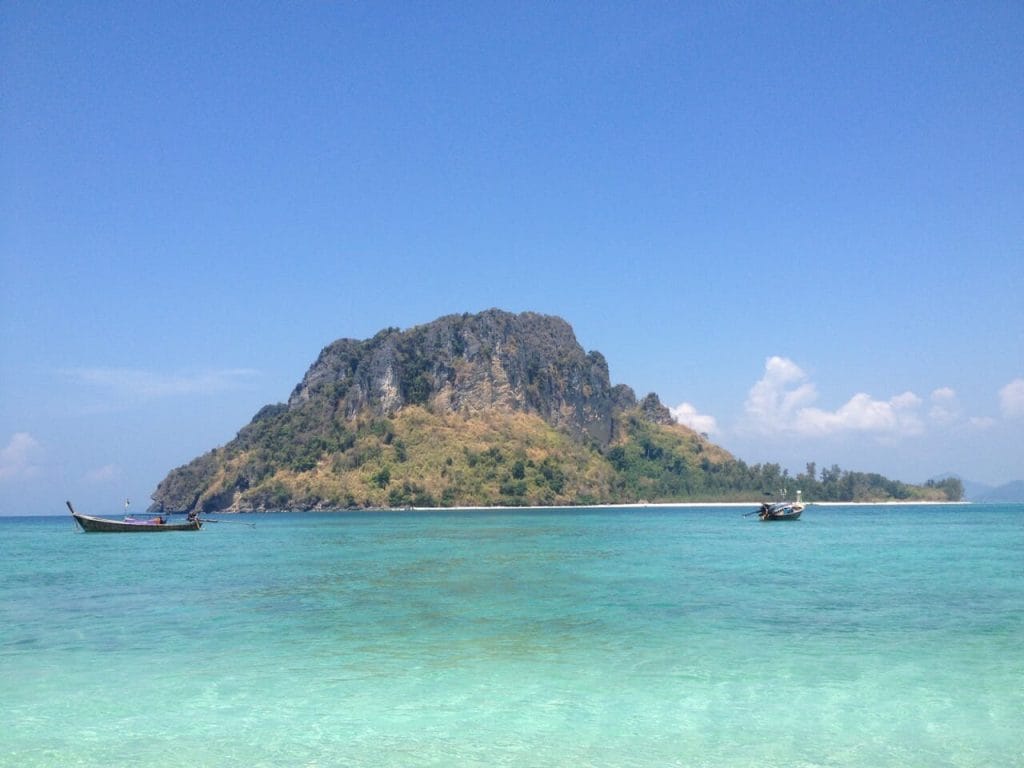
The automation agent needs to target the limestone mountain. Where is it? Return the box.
[149,310,960,513]
[285,309,632,446]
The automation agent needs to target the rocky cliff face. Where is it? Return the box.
[287,309,638,446]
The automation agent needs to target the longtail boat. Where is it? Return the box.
[753,491,806,521]
[757,501,804,521]
[67,501,202,532]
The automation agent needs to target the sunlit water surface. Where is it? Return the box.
[2,504,1021,767]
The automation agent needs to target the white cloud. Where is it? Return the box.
[84,464,121,483]
[670,402,719,435]
[794,392,923,437]
[999,378,1024,419]
[743,357,924,438]
[65,367,259,403]
[928,387,960,425]
[743,356,818,433]
[0,432,43,481]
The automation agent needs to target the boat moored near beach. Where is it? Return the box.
[67,501,202,532]
[754,490,806,521]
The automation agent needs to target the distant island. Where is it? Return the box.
[960,477,1024,503]
[150,310,962,513]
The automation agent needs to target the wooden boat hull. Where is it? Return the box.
[755,501,805,521]
[73,513,201,532]
[761,507,803,521]
[67,502,201,532]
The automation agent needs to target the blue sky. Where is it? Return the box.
[2,2,1022,514]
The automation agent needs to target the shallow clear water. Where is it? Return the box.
[2,505,1022,767]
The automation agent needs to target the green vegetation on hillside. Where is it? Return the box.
[152,402,961,512]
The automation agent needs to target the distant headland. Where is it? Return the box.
[149,310,962,513]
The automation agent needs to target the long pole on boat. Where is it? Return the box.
[67,500,86,530]
[743,492,773,516]
[199,517,256,527]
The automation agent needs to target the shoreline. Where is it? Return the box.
[6,499,976,518]
[231,499,973,514]
[407,500,972,511]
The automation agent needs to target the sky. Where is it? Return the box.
[2,2,1022,514]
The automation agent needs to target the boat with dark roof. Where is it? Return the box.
[755,490,806,521]
[67,501,202,532]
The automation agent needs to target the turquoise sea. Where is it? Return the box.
[2,504,1022,767]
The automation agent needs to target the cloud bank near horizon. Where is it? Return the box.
[743,356,925,438]
[672,357,1019,443]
